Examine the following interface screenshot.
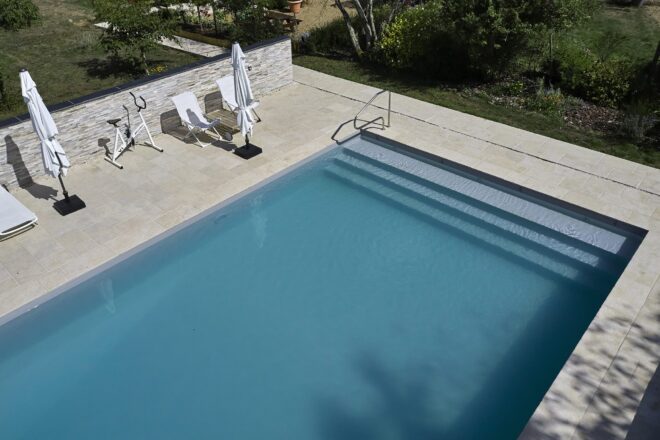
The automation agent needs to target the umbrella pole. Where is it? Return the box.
[52,152,86,216]
[55,152,70,202]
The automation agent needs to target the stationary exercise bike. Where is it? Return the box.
[105,92,163,169]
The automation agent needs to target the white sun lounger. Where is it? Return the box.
[0,186,38,239]
[171,91,222,148]
[216,75,262,122]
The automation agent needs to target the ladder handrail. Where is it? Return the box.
[354,89,391,131]
[332,89,392,142]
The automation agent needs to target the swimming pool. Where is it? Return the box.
[0,134,644,439]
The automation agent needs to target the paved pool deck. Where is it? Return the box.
[1,65,659,439]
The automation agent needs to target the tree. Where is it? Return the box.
[224,0,284,45]
[379,0,600,79]
[0,0,40,31]
[189,0,209,31]
[94,0,176,75]
[333,0,404,58]
[531,0,599,72]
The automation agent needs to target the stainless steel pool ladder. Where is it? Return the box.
[354,90,391,131]
[332,89,392,141]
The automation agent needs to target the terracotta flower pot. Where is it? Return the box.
[288,0,302,14]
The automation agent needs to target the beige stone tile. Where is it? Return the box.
[0,245,46,284]
[0,276,18,293]
[0,280,44,319]
[521,176,570,200]
[55,229,103,254]
[639,171,660,195]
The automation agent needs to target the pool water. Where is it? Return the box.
[0,136,642,439]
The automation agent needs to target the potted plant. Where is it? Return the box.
[288,0,302,14]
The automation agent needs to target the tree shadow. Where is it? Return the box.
[523,305,660,440]
[5,135,58,200]
[78,57,177,80]
[313,270,656,440]
[76,57,139,80]
[626,361,660,439]
[315,352,444,440]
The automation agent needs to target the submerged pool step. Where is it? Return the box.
[327,155,623,282]
[336,150,613,261]
[339,141,641,260]
[324,163,612,287]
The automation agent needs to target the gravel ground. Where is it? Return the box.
[292,0,351,35]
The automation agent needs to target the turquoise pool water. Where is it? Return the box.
[0,136,642,439]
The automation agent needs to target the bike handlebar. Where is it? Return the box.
[129,92,147,112]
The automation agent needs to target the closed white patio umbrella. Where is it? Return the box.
[20,69,85,216]
[231,42,262,159]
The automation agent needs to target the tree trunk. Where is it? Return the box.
[197,6,203,31]
[385,0,405,26]
[212,4,219,36]
[651,39,660,78]
[351,0,373,49]
[549,31,554,63]
[334,0,363,57]
[141,50,150,75]
[366,0,377,43]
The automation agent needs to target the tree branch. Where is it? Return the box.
[334,0,363,57]
[350,0,373,48]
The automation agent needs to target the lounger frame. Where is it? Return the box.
[216,76,262,123]
[0,188,38,240]
[172,92,223,148]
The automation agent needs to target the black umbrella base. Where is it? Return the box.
[53,195,86,216]
[234,143,263,160]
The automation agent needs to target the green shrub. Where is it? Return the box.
[230,2,284,46]
[379,0,543,79]
[621,98,658,142]
[264,0,288,9]
[379,1,444,70]
[0,71,21,113]
[303,18,357,56]
[497,80,526,96]
[0,0,40,31]
[525,79,566,119]
[555,40,636,107]
[94,0,177,75]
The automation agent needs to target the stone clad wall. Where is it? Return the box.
[0,37,292,189]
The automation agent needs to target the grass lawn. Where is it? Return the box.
[0,0,200,120]
[295,54,660,168]
[562,4,660,62]
[294,4,660,169]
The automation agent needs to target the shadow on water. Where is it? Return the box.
[315,273,626,440]
[5,135,57,200]
[316,352,444,440]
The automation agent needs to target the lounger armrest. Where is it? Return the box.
[221,99,237,112]
[1,218,38,238]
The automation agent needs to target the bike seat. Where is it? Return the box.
[107,118,121,126]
